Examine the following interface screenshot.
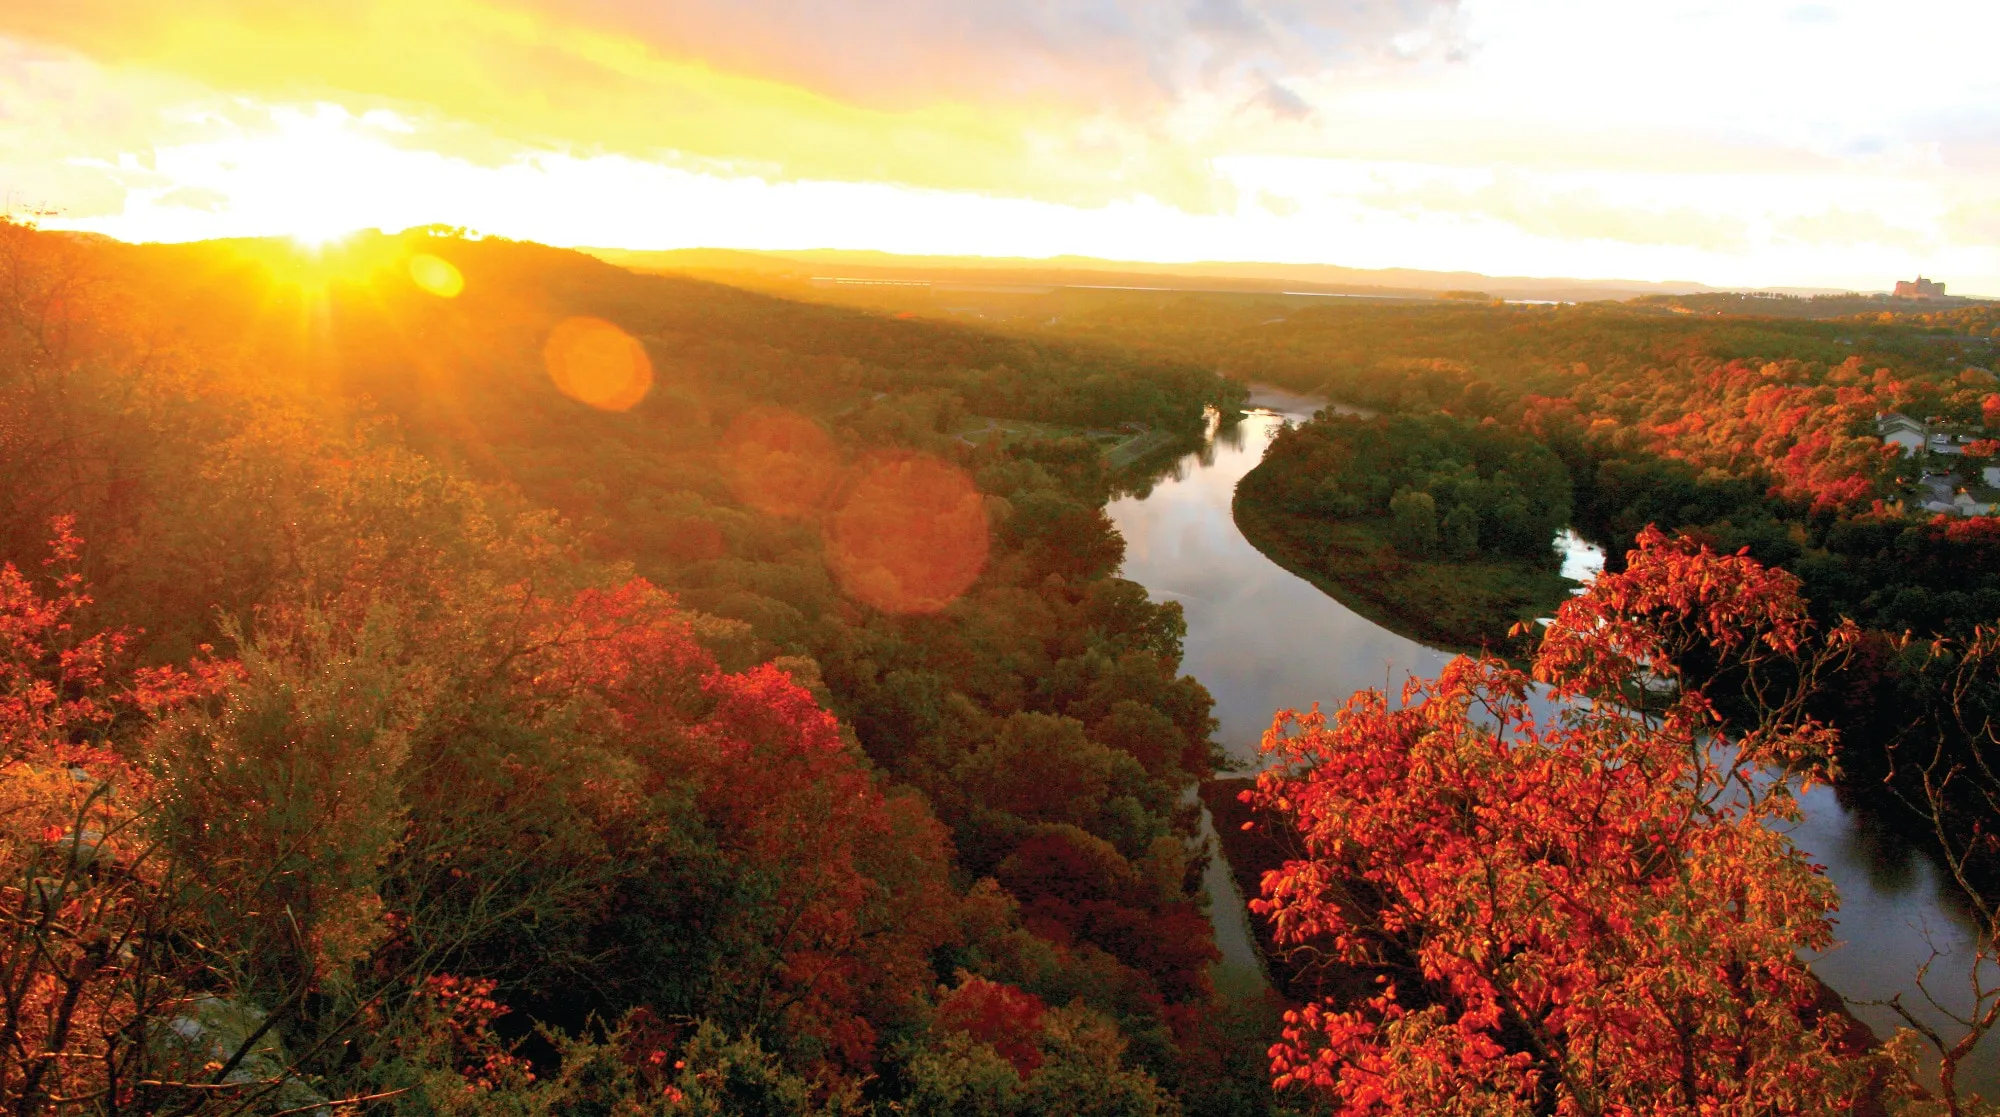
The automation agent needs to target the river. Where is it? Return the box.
[1108,385,1997,1088]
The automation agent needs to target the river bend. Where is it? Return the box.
[1109,386,1997,1087]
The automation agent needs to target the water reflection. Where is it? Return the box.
[1197,803,1270,999]
[1109,387,1453,760]
[1792,781,1998,1086]
[1114,384,1997,1087]
[1556,529,1605,589]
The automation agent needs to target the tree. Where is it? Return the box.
[902,1002,1182,1117]
[526,581,960,1070]
[1442,502,1479,559]
[935,974,1048,1078]
[955,713,1152,840]
[0,221,1249,1109]
[1387,488,1437,557]
[1020,1006,1181,1117]
[0,521,343,1115]
[152,606,415,1006]
[1873,627,2000,1116]
[1247,527,1872,1113]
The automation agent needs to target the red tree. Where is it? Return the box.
[1248,527,1871,1113]
[0,520,235,1113]
[519,578,957,1073]
[935,975,1047,1077]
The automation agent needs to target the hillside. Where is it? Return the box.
[587,245,1851,305]
[0,222,1273,1115]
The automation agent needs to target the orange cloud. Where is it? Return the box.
[508,0,1460,110]
[4,0,1432,210]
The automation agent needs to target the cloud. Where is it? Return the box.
[157,185,228,211]
[539,0,1461,107]
[1347,168,1754,253]
[0,36,226,218]
[0,0,1456,211]
[6,0,2000,294]
[1255,79,1313,120]
[1944,202,2000,248]
[1775,207,1930,250]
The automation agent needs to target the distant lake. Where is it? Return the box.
[1110,385,1996,1089]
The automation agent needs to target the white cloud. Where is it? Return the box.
[545,0,1462,108]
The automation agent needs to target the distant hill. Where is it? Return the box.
[585,246,1851,305]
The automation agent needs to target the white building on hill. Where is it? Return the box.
[1877,412,1926,456]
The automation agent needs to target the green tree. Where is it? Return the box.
[152,606,417,1005]
[904,1033,1025,1117]
[1022,1007,1181,1117]
[1442,502,1479,559]
[1388,488,1437,556]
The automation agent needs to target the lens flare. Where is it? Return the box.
[408,253,464,297]
[724,408,837,517]
[543,316,653,411]
[826,452,988,614]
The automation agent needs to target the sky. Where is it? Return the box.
[2,0,1997,292]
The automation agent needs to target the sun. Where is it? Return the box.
[289,225,362,251]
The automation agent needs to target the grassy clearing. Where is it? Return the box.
[953,415,1179,470]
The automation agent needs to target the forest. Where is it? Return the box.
[0,222,1279,1115]
[1029,290,2000,1110]
[732,270,2000,643]
[8,219,2000,1116]
[731,275,2000,1110]
[911,286,2000,634]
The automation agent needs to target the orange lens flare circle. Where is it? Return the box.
[408,253,464,298]
[826,452,989,615]
[723,408,837,517]
[543,316,653,412]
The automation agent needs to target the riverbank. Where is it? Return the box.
[1200,778,1378,1007]
[1232,477,1574,655]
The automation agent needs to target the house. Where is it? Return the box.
[1916,475,1995,516]
[1933,433,1964,455]
[1877,412,1926,456]
[1894,276,1948,299]
[1984,465,2000,488]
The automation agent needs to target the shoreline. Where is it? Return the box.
[1230,482,1569,658]
[1199,777,1378,1008]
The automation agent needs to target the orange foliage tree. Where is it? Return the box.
[1557,356,1904,514]
[0,520,237,1113]
[1247,527,1874,1112]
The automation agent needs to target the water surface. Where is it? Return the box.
[1112,388,1451,756]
